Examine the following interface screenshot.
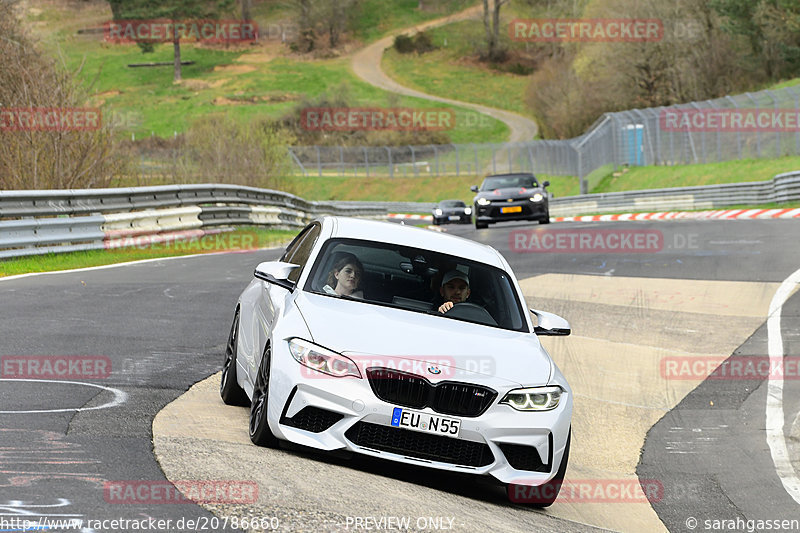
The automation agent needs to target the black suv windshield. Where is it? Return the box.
[304,238,528,332]
[481,175,539,190]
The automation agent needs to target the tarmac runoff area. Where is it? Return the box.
[152,274,781,532]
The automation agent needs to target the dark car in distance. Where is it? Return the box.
[471,173,551,229]
[432,200,472,225]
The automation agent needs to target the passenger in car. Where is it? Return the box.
[437,270,471,313]
[323,253,364,298]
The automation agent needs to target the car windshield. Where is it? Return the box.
[440,200,466,208]
[481,175,539,191]
[304,238,528,332]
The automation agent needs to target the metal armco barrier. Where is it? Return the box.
[1,173,798,259]
[549,171,800,216]
[0,184,386,259]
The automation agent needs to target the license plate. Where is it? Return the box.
[501,206,522,214]
[448,216,461,221]
[391,407,461,438]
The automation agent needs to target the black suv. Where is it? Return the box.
[471,173,550,229]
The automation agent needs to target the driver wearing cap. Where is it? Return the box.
[438,270,471,314]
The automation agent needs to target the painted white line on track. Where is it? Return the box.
[0,379,127,414]
[766,267,800,504]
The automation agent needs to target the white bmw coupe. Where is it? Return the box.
[221,216,573,506]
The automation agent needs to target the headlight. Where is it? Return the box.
[477,197,491,206]
[288,338,361,378]
[434,208,443,216]
[530,193,544,202]
[464,207,472,215]
[501,386,563,411]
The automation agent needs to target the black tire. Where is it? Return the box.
[475,220,488,230]
[507,429,570,507]
[220,308,249,406]
[432,218,440,225]
[539,213,551,225]
[249,343,279,447]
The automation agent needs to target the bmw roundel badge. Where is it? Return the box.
[428,365,442,375]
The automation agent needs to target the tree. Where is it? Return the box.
[291,0,316,52]
[711,0,800,78]
[288,0,361,52]
[1,1,128,189]
[318,0,360,48]
[482,0,509,62]
[109,0,235,82]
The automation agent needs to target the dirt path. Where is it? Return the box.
[351,5,538,143]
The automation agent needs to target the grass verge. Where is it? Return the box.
[24,0,505,143]
[0,227,297,278]
[381,20,535,120]
[593,157,800,193]
[554,202,800,218]
[280,173,578,202]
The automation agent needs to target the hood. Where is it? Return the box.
[437,205,468,214]
[293,292,552,388]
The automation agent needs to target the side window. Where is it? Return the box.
[283,223,321,282]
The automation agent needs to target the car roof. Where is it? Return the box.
[485,172,536,178]
[322,216,506,268]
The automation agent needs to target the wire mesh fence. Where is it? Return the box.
[286,85,800,194]
[125,85,800,194]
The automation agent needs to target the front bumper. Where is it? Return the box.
[268,346,572,485]
[434,212,471,224]
[475,200,548,224]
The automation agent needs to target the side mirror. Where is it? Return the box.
[530,309,571,336]
[542,180,550,188]
[470,185,479,193]
[254,261,299,292]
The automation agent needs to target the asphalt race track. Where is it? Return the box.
[1,219,799,532]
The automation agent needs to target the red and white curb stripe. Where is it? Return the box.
[389,208,800,224]
[554,208,800,222]
[387,213,433,222]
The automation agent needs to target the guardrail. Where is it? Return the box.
[1,172,798,259]
[0,184,386,259]
[548,170,800,216]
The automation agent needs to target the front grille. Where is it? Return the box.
[280,407,343,433]
[367,368,427,409]
[498,443,549,472]
[345,422,494,467]
[433,382,496,417]
[366,368,497,417]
